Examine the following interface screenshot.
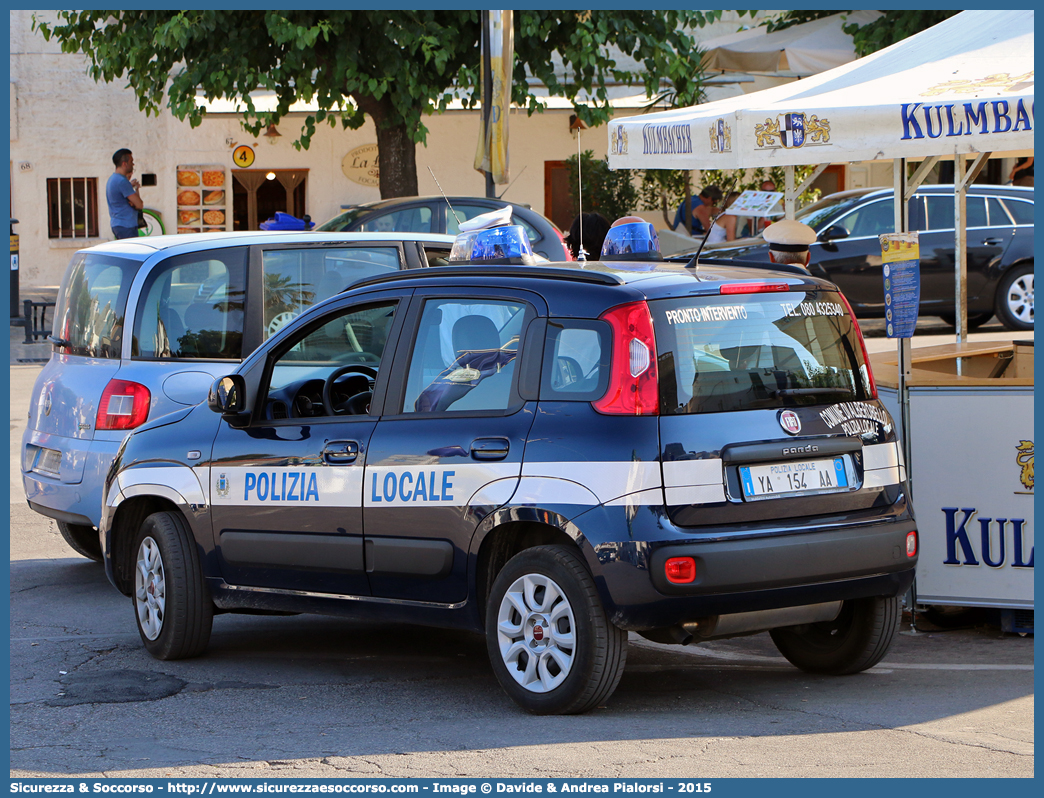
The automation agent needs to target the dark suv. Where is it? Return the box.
[685,185,1034,330]
[316,195,571,261]
[100,258,916,714]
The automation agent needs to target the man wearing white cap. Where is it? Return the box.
[762,218,817,270]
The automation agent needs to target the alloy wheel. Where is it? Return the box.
[134,536,166,641]
[1005,271,1034,326]
[496,573,576,693]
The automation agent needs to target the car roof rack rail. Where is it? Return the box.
[349,264,626,291]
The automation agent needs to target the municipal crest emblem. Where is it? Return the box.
[756,112,831,149]
[611,124,628,156]
[709,118,732,153]
[780,113,805,148]
[216,473,230,498]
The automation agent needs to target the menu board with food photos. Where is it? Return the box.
[176,165,227,233]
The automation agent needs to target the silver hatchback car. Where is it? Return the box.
[21,230,456,561]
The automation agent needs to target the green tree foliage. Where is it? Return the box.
[843,11,959,57]
[565,151,639,222]
[698,166,823,207]
[34,10,725,199]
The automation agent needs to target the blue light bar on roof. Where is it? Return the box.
[601,222,661,261]
[449,224,534,263]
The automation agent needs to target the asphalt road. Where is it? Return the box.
[8,333,1034,778]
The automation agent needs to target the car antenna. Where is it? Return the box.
[573,121,588,262]
[684,174,742,270]
[427,166,464,229]
[495,164,527,200]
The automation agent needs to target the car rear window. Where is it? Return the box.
[133,248,248,360]
[1001,198,1034,225]
[53,252,139,358]
[651,290,874,415]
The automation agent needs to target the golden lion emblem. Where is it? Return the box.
[1016,440,1033,491]
[804,115,831,144]
[755,118,780,148]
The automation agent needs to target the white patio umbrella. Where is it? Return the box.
[607,10,1033,172]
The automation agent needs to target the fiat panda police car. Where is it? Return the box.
[100,219,917,715]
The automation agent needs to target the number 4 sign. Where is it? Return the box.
[233,145,255,168]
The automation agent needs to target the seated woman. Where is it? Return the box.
[705,192,742,244]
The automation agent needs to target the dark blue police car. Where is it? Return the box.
[100,221,917,714]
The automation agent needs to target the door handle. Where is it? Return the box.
[982,237,1004,246]
[471,438,510,461]
[323,440,360,464]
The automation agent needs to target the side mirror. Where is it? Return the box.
[208,375,246,415]
[818,225,850,242]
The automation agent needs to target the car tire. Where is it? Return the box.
[994,264,1034,331]
[938,312,993,329]
[485,545,627,715]
[769,595,900,675]
[132,511,213,660]
[57,520,103,562]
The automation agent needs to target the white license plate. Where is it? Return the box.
[35,447,62,476]
[739,456,848,500]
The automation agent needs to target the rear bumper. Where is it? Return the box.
[21,436,123,529]
[596,517,918,630]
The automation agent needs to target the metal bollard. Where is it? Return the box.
[23,299,34,344]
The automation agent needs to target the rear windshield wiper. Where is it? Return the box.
[772,387,854,397]
[48,335,73,348]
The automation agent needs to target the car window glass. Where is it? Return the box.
[54,253,138,359]
[965,196,988,228]
[360,207,433,233]
[262,247,400,340]
[795,192,870,230]
[423,246,452,268]
[652,290,873,414]
[264,301,398,419]
[540,321,611,400]
[1002,198,1034,225]
[836,198,894,237]
[987,197,1012,225]
[448,204,540,243]
[923,196,957,230]
[313,207,367,232]
[133,248,247,359]
[402,298,526,413]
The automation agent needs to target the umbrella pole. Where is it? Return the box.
[784,165,795,219]
[953,149,992,376]
[893,158,914,499]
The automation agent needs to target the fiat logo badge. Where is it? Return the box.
[532,624,544,641]
[779,410,801,435]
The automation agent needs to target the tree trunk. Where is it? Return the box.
[375,121,419,198]
[354,93,419,198]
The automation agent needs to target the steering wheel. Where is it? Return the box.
[268,311,297,337]
[322,365,378,416]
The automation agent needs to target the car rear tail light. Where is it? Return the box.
[665,556,697,584]
[96,379,151,431]
[837,292,878,398]
[906,531,918,558]
[719,282,791,295]
[593,300,659,416]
